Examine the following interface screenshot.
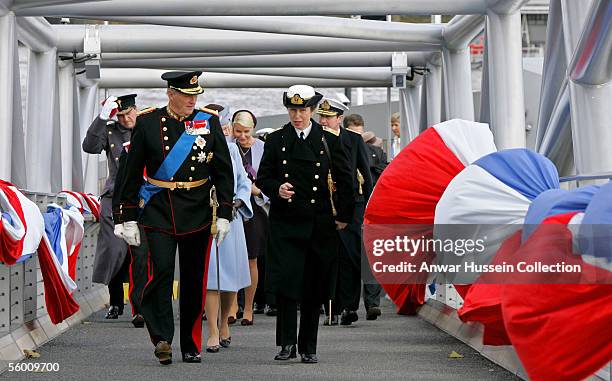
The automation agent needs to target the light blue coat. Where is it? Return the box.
[208,144,252,292]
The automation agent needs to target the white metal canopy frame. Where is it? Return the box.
[0,0,610,201]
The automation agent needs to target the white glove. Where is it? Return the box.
[122,221,141,247]
[100,96,119,120]
[215,218,230,246]
[113,224,124,239]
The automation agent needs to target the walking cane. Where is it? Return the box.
[210,186,222,334]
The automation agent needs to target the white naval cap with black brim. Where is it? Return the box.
[316,97,350,117]
[283,84,323,108]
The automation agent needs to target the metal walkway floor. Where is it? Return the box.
[1,299,519,381]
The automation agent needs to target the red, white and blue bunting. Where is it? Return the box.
[59,191,101,222]
[364,119,496,313]
[365,120,612,381]
[0,181,86,324]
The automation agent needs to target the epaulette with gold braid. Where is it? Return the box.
[138,107,156,116]
[199,107,219,116]
[322,126,340,136]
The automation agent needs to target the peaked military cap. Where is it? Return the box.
[161,71,204,95]
[316,97,349,117]
[115,93,137,115]
[283,84,323,108]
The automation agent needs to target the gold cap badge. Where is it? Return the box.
[321,100,331,110]
[190,75,198,85]
[290,94,304,105]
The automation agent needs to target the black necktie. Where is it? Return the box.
[300,131,305,140]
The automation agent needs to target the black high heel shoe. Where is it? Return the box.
[219,337,231,348]
[206,344,220,353]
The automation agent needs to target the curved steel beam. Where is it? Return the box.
[11,0,107,9]
[569,0,612,86]
[487,0,531,14]
[101,52,431,68]
[99,69,389,88]
[77,15,444,45]
[201,67,391,82]
[16,16,56,52]
[53,24,439,53]
[443,15,485,50]
[16,0,489,17]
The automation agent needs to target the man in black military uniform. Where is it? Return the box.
[83,93,145,327]
[256,85,355,364]
[361,131,388,185]
[317,98,374,326]
[118,71,234,365]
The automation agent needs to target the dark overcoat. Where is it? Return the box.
[82,117,131,284]
[256,120,355,302]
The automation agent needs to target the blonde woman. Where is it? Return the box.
[232,110,269,326]
[204,105,252,352]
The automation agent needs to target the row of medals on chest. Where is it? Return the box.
[161,115,211,164]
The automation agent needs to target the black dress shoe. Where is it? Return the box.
[300,353,319,364]
[253,303,265,314]
[105,306,122,319]
[132,314,145,328]
[236,305,244,319]
[366,307,382,321]
[340,310,358,325]
[274,345,296,360]
[323,315,339,326]
[154,341,172,365]
[182,352,201,363]
[265,306,277,316]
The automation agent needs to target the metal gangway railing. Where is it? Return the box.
[0,191,104,368]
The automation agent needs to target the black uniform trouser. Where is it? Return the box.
[335,202,365,313]
[108,230,148,315]
[362,283,382,310]
[108,252,130,309]
[276,294,320,354]
[141,228,212,355]
[127,230,148,315]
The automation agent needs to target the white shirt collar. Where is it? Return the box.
[294,121,313,139]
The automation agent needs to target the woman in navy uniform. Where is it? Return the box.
[256,85,355,364]
[118,71,234,365]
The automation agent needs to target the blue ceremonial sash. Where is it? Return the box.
[138,111,212,211]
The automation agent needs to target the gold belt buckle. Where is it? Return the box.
[176,182,185,189]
